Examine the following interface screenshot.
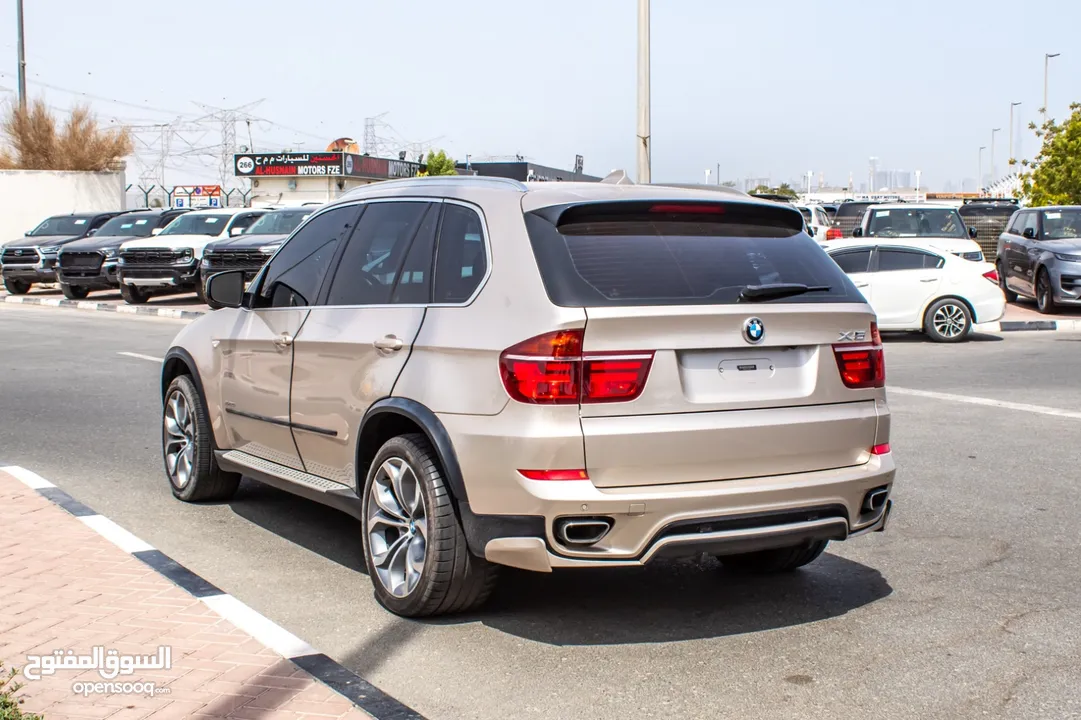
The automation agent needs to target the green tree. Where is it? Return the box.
[1017,102,1081,206]
[419,149,457,177]
[775,182,799,199]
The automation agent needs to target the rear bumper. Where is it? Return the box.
[972,291,1007,324]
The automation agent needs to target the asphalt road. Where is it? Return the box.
[2,304,1080,720]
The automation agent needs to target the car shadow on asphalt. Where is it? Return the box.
[227,480,892,644]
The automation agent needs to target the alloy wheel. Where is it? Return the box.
[932,303,968,339]
[367,457,428,598]
[1038,274,1051,311]
[164,391,195,488]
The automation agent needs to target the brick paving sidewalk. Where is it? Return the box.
[0,470,373,720]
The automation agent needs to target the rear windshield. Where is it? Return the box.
[797,207,812,222]
[524,203,860,307]
[958,204,1016,218]
[834,202,876,218]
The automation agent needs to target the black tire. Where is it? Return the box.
[162,375,240,502]
[997,261,1017,302]
[120,283,148,304]
[60,283,91,300]
[924,297,972,343]
[718,539,829,574]
[3,278,31,295]
[1036,268,1058,314]
[360,433,498,617]
[195,280,207,304]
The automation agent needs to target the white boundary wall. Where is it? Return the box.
[0,170,125,242]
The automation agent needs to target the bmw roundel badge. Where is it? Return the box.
[743,317,765,344]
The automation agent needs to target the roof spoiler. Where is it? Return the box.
[601,169,633,185]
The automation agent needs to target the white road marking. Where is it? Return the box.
[890,386,1081,420]
[79,515,155,553]
[201,594,317,658]
[117,351,164,363]
[2,465,55,488]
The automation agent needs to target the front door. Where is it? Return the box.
[218,204,361,470]
[290,200,438,487]
[865,247,944,329]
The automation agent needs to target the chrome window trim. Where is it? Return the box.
[248,196,493,312]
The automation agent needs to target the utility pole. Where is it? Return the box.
[990,128,1000,185]
[716,162,720,185]
[1009,102,1021,167]
[636,0,650,184]
[978,146,986,195]
[1043,53,1060,121]
[16,0,27,110]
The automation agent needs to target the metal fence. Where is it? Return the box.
[124,185,251,211]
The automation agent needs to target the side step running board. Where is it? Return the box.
[217,450,364,520]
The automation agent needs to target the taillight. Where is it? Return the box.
[499,330,654,404]
[983,268,999,283]
[832,322,885,389]
[825,227,843,240]
[870,443,891,455]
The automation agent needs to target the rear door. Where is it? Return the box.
[217,205,359,470]
[864,247,944,328]
[524,201,882,489]
[288,200,438,486]
[829,247,873,300]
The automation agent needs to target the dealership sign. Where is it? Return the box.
[234,153,422,180]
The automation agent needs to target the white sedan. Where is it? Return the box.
[825,239,1006,342]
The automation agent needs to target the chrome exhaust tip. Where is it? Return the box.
[862,488,889,514]
[554,517,613,547]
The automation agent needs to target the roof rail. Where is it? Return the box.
[339,175,527,200]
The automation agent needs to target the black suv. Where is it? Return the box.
[200,206,315,288]
[1,212,123,294]
[829,201,880,239]
[56,209,190,299]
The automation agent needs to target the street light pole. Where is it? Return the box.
[636,0,651,184]
[1009,102,1022,168]
[978,146,986,195]
[16,0,27,111]
[990,128,1001,185]
[1043,52,1060,121]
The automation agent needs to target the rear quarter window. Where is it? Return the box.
[524,202,862,307]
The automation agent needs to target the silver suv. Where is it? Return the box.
[160,177,895,617]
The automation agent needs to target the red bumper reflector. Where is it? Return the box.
[518,469,589,481]
[871,443,891,455]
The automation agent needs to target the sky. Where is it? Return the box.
[2,0,1079,190]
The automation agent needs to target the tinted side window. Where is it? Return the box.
[230,213,262,234]
[1005,212,1024,234]
[434,204,488,303]
[831,249,872,274]
[254,206,358,308]
[90,215,113,231]
[391,205,439,304]
[324,202,430,306]
[877,249,941,272]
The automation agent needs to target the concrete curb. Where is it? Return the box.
[1,463,425,720]
[975,318,1081,333]
[2,293,206,319]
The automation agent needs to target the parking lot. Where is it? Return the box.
[1,302,1079,720]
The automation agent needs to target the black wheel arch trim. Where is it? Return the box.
[359,397,470,504]
[162,347,207,402]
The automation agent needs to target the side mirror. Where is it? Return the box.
[151,227,163,235]
[852,227,863,237]
[24,229,32,236]
[229,227,246,237]
[1022,227,1037,239]
[205,270,245,309]
[968,226,978,239]
[87,228,98,236]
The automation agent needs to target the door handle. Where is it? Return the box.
[373,335,404,351]
[919,277,937,283]
[854,281,869,288]
[273,332,294,349]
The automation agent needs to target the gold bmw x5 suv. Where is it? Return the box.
[160,176,895,617]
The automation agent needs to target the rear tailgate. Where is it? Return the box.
[579,303,879,487]
[524,198,882,489]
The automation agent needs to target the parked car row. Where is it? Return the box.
[1,205,318,303]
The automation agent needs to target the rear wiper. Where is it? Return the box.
[739,283,832,302]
